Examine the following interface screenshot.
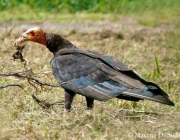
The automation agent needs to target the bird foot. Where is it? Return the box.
[87,107,93,110]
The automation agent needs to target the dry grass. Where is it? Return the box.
[0,22,180,140]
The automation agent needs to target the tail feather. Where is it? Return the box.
[99,80,174,106]
[122,82,174,106]
[116,94,141,102]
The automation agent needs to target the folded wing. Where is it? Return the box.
[51,48,174,106]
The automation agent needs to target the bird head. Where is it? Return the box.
[14,27,46,47]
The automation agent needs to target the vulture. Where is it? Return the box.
[14,27,174,111]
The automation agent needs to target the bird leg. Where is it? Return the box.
[64,89,76,112]
[86,97,94,109]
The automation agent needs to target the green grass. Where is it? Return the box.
[1,0,180,27]
[1,0,179,14]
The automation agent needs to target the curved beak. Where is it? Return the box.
[14,33,28,48]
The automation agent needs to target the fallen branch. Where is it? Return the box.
[31,94,64,109]
[0,70,67,109]
[0,47,66,109]
[0,70,60,90]
[0,84,23,89]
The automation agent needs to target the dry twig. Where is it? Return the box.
[0,70,60,89]
[31,94,64,109]
[0,69,66,109]
[0,84,23,89]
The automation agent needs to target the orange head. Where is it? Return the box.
[14,27,46,47]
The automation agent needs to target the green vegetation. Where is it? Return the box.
[1,0,180,27]
[0,0,179,14]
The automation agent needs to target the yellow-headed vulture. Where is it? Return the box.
[14,27,174,111]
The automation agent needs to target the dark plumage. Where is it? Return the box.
[14,27,174,111]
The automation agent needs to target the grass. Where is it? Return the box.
[0,21,180,139]
[1,0,180,27]
[0,0,179,14]
[0,1,180,139]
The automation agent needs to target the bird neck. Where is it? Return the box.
[45,33,76,55]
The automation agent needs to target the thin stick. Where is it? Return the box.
[31,94,64,109]
[0,70,60,88]
[0,84,23,89]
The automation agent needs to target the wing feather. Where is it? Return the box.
[51,48,174,105]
